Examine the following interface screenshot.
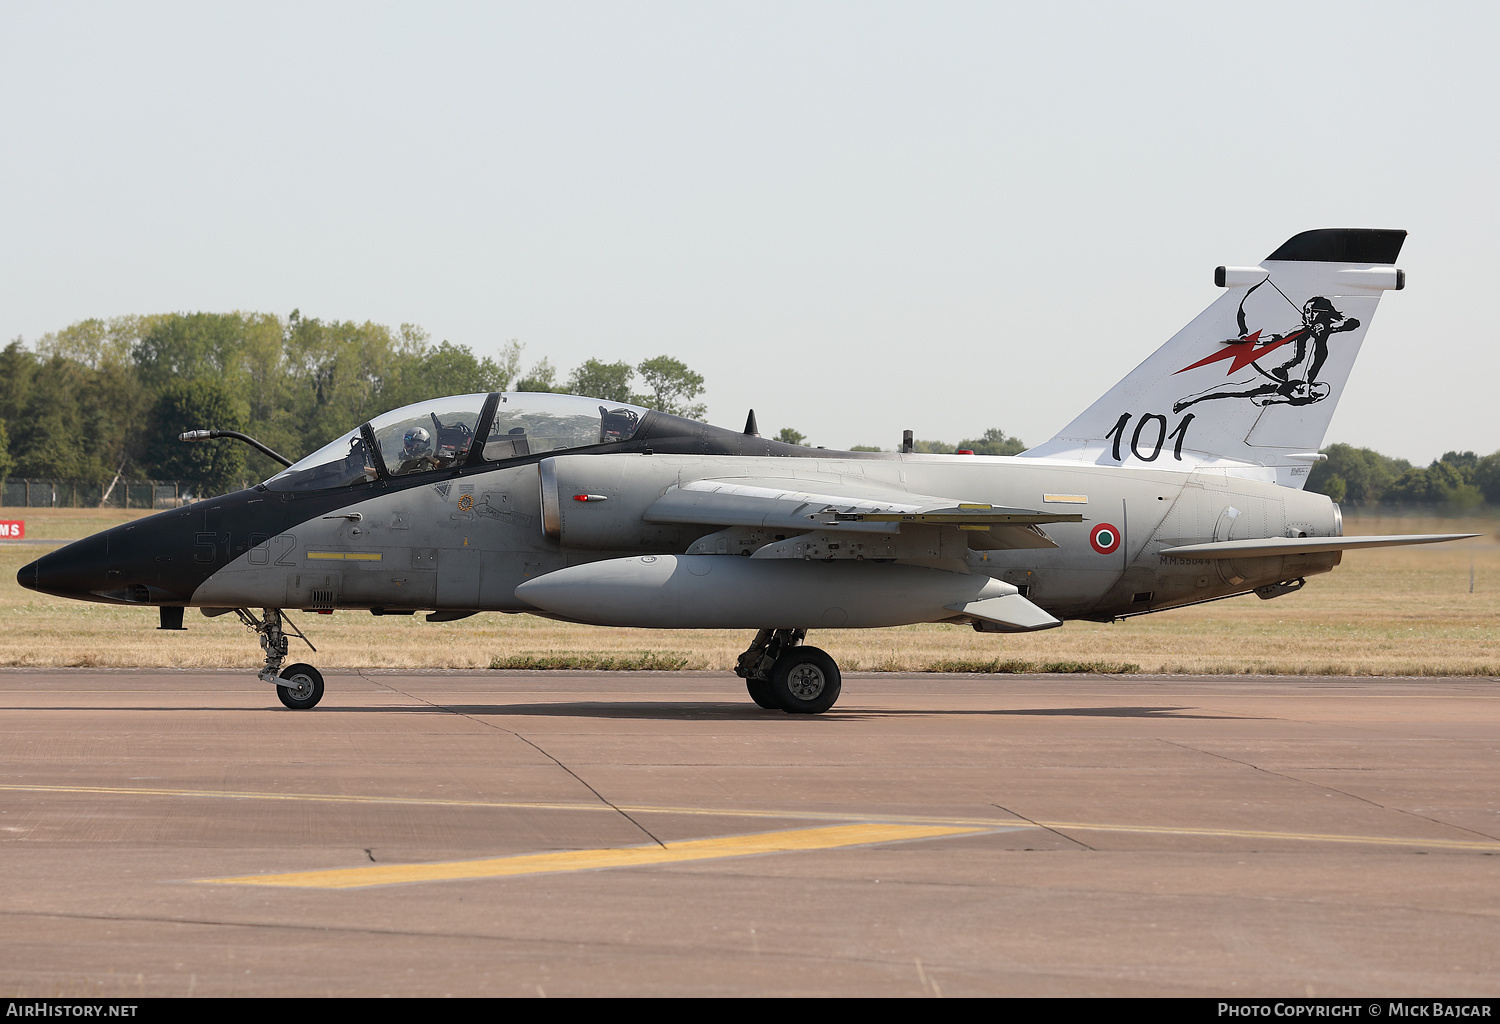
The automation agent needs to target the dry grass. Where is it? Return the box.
[488,650,691,671]
[2,507,1497,675]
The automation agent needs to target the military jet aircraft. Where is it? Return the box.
[17,228,1474,713]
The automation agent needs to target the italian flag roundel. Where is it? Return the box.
[1090,523,1121,555]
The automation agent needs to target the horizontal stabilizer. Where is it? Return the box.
[946,593,1062,632]
[1158,534,1478,559]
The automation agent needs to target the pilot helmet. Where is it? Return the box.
[403,427,432,455]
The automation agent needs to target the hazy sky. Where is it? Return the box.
[3,2,1496,463]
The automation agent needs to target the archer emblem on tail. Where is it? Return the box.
[1172,281,1360,414]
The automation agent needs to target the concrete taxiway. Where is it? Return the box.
[0,668,1497,997]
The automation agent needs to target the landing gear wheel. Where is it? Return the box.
[746,678,779,709]
[277,663,324,710]
[768,646,841,715]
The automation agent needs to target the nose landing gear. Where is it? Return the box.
[277,663,325,710]
[235,608,323,709]
[735,628,842,714]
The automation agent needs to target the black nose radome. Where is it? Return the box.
[18,535,114,602]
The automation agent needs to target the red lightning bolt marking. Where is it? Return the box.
[1173,329,1304,376]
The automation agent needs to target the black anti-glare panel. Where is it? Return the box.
[1265,228,1406,264]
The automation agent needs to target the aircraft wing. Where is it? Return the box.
[644,477,1082,547]
[1158,534,1479,559]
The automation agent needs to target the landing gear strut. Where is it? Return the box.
[236,608,322,710]
[735,628,842,714]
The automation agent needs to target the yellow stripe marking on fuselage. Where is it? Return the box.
[200,823,985,889]
[306,551,382,561]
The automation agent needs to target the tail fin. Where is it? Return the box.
[1020,228,1406,488]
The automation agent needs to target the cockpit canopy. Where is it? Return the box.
[264,392,647,492]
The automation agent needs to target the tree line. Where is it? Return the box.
[0,311,1496,510]
[1306,445,1500,510]
[774,426,1028,457]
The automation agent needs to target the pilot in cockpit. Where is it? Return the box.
[396,427,443,475]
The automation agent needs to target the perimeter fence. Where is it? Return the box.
[0,479,247,509]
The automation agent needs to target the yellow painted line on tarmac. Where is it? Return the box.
[0,782,1009,826]
[201,823,986,889]
[6,783,1499,853]
[1030,821,1500,851]
[0,782,836,819]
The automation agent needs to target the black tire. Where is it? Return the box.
[277,663,325,710]
[746,678,779,709]
[768,646,841,714]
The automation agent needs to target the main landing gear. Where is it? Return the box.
[235,608,324,710]
[735,628,842,714]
